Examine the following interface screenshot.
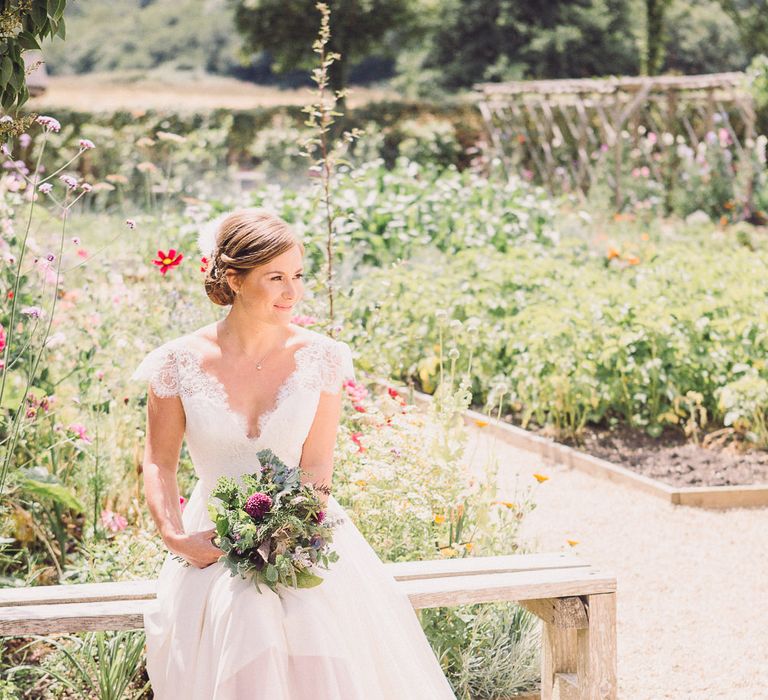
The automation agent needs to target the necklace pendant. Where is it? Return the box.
[256,363,262,370]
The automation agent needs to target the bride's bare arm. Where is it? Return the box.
[142,387,185,543]
[142,385,221,567]
[299,389,344,507]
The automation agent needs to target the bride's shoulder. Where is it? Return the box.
[289,326,355,390]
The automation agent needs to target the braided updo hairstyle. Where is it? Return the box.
[203,208,304,306]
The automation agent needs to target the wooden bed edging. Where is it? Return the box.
[400,385,768,510]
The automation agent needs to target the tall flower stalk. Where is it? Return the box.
[300,2,361,333]
[0,119,93,496]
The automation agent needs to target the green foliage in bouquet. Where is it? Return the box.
[204,449,340,594]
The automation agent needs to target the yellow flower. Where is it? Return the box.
[354,479,367,488]
[474,419,488,428]
[566,539,579,547]
[464,542,474,552]
[492,500,516,509]
[433,514,445,524]
[533,473,549,483]
[439,546,458,558]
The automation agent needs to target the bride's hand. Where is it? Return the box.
[166,528,223,569]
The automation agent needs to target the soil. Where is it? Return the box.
[517,419,768,488]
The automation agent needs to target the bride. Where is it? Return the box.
[131,208,457,699]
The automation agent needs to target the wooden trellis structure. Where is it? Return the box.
[475,72,757,208]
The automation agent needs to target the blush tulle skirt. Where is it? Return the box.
[144,480,457,699]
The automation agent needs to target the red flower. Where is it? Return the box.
[353,405,367,413]
[200,256,209,273]
[153,249,183,275]
[7,290,13,299]
[350,432,365,453]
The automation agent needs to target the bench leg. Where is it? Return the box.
[540,623,577,700]
[577,592,617,700]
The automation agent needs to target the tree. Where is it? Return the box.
[425,0,638,90]
[0,0,67,118]
[717,0,768,60]
[230,0,414,97]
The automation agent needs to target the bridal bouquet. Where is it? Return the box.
[174,449,340,593]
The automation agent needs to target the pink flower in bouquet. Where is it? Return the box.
[314,510,325,524]
[101,509,127,532]
[244,492,273,520]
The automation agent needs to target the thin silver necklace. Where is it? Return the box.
[223,325,282,370]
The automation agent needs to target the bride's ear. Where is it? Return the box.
[225,270,240,296]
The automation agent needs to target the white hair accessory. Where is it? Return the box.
[197,212,230,258]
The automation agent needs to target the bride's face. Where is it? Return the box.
[230,244,304,323]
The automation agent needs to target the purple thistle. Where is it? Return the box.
[244,492,273,521]
[314,510,326,524]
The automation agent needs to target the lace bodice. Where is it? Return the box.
[130,329,355,496]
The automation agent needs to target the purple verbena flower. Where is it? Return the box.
[80,182,92,192]
[39,183,53,194]
[21,306,42,319]
[19,133,31,148]
[79,139,95,150]
[59,174,78,189]
[36,116,61,133]
[125,218,136,229]
[244,492,273,521]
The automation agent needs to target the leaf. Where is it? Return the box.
[55,17,66,40]
[20,477,84,512]
[0,56,11,87]
[264,564,278,583]
[295,569,323,588]
[17,32,41,51]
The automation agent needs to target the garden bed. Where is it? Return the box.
[554,423,768,489]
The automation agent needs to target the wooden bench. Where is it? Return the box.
[0,552,617,699]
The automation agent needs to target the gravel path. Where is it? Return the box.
[463,426,768,700]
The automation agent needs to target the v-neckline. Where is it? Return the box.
[182,338,313,442]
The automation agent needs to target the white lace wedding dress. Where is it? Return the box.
[131,328,456,700]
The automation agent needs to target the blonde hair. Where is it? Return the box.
[203,208,304,306]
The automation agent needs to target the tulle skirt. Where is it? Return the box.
[144,480,457,699]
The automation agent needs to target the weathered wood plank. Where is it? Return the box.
[385,553,588,580]
[399,567,616,609]
[0,599,149,635]
[0,554,588,608]
[520,597,589,629]
[0,579,158,607]
[554,672,578,700]
[577,593,618,700]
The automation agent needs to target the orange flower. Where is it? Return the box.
[533,473,549,483]
[724,200,734,210]
[492,500,516,509]
[464,542,474,552]
[516,134,526,144]
[474,419,488,428]
[606,246,621,260]
[640,232,650,241]
[625,255,640,265]
[719,215,729,227]
[434,514,445,524]
[567,539,579,547]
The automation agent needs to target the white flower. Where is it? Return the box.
[198,212,230,258]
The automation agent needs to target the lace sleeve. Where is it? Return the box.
[130,343,180,398]
[320,340,356,395]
